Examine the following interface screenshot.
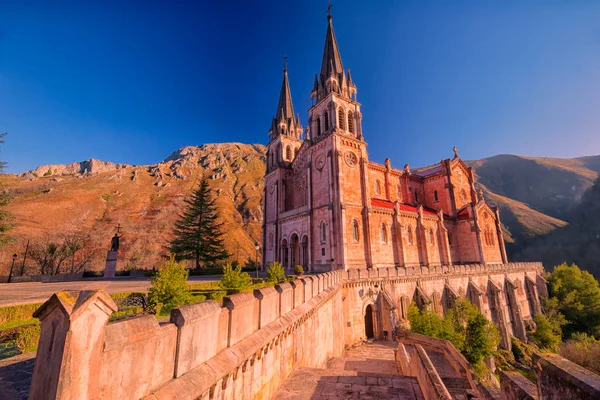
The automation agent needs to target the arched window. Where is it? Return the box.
[448,232,453,247]
[407,226,413,245]
[381,224,387,243]
[348,111,354,133]
[429,228,435,245]
[317,116,322,136]
[324,111,330,131]
[352,220,360,242]
[321,221,327,243]
[414,190,419,203]
[285,146,292,161]
[338,109,345,130]
[375,180,381,195]
[434,190,439,202]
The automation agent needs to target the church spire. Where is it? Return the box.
[269,57,302,142]
[320,9,344,86]
[275,56,295,123]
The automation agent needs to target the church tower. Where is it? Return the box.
[308,10,362,142]
[266,61,303,173]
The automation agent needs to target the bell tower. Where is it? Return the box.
[266,59,303,173]
[308,8,363,143]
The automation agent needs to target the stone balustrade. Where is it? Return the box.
[27,270,345,400]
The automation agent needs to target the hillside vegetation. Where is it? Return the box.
[1,145,599,277]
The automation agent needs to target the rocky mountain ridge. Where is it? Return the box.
[2,143,599,275]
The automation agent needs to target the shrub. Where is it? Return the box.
[532,314,562,351]
[148,257,191,311]
[15,324,41,354]
[463,313,498,365]
[559,333,600,375]
[294,265,304,275]
[219,263,251,292]
[209,291,227,301]
[0,303,41,329]
[266,262,286,283]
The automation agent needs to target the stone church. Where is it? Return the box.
[262,12,507,272]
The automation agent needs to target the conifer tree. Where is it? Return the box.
[169,178,229,269]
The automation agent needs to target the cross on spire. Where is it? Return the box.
[283,55,287,72]
[327,1,332,18]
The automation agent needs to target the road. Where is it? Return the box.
[0,276,220,307]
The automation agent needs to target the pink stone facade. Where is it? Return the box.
[262,15,507,273]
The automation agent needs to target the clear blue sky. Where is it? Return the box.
[2,1,600,173]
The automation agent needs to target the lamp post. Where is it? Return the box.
[8,254,17,283]
[254,242,260,278]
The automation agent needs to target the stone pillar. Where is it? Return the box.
[505,278,527,341]
[28,290,117,400]
[488,280,511,350]
[104,250,118,278]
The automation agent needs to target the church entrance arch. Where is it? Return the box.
[364,304,375,339]
[301,235,309,270]
[290,234,299,271]
[281,239,288,269]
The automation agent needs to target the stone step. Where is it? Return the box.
[441,376,472,389]
[274,367,424,400]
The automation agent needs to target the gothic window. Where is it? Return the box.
[269,234,274,249]
[321,221,327,243]
[286,146,292,161]
[324,111,330,131]
[352,219,360,242]
[434,190,439,202]
[429,228,435,245]
[460,189,468,202]
[381,224,388,243]
[448,232,453,247]
[317,116,322,136]
[407,226,413,245]
[414,190,419,203]
[348,111,354,133]
[375,180,381,195]
[338,109,345,130]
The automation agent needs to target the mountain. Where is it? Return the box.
[1,145,599,276]
[511,178,600,278]
[0,143,266,274]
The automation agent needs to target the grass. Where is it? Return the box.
[0,318,39,331]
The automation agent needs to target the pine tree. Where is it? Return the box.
[169,178,229,269]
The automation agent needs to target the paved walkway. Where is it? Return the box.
[0,276,220,307]
[274,341,424,400]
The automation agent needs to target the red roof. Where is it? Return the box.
[398,203,438,216]
[457,208,470,220]
[371,198,395,210]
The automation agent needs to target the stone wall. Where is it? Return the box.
[342,262,544,350]
[532,352,600,400]
[28,270,345,400]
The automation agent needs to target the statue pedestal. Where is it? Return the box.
[104,251,118,279]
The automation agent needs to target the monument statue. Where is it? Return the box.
[110,233,123,252]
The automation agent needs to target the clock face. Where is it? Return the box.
[315,154,326,170]
[345,151,358,167]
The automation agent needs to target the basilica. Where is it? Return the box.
[262,11,507,272]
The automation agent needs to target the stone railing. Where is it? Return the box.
[533,351,600,399]
[343,262,544,282]
[396,342,452,400]
[27,270,345,400]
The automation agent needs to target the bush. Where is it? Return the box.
[219,263,252,292]
[559,333,600,375]
[0,303,41,329]
[15,324,41,354]
[408,299,499,367]
[148,257,191,311]
[266,262,286,283]
[532,314,562,351]
[209,291,227,301]
[294,265,304,275]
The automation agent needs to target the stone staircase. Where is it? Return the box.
[424,349,473,399]
[274,341,424,399]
